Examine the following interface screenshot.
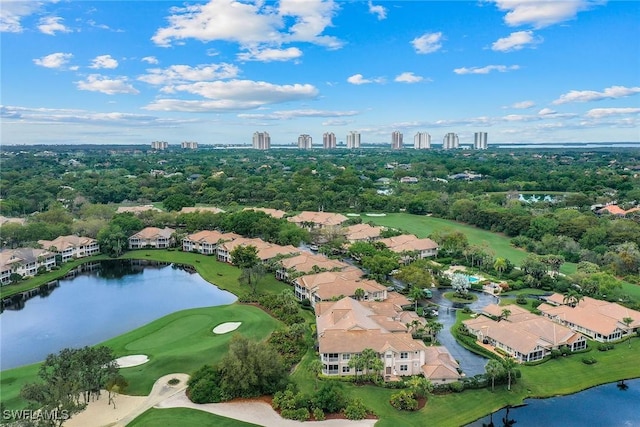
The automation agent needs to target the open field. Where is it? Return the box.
[0,304,280,410]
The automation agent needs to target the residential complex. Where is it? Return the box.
[38,235,100,262]
[474,132,488,150]
[298,134,313,149]
[391,131,403,149]
[323,132,337,149]
[442,133,459,150]
[128,227,176,249]
[287,211,349,229]
[182,231,241,255]
[252,131,271,150]
[346,131,361,149]
[0,248,57,285]
[316,297,461,382]
[414,132,431,149]
[378,234,439,259]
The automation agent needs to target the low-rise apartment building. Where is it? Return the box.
[378,234,439,259]
[0,248,57,285]
[182,231,240,255]
[38,235,100,262]
[275,252,349,282]
[128,227,175,249]
[288,211,348,230]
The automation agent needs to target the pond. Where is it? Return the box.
[467,378,640,427]
[0,260,236,370]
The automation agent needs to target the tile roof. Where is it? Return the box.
[116,205,162,214]
[288,211,348,226]
[130,227,175,239]
[0,248,55,269]
[343,223,383,241]
[378,234,438,253]
[38,235,97,251]
[279,252,349,273]
[179,207,225,214]
[243,207,287,219]
[184,230,240,244]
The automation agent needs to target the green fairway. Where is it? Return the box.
[0,304,280,409]
[128,408,260,427]
[365,213,578,274]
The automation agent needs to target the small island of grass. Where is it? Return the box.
[443,291,478,304]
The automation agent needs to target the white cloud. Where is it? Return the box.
[237,109,358,120]
[152,0,341,49]
[144,79,318,112]
[76,74,140,95]
[492,30,542,52]
[90,55,119,69]
[38,16,71,35]
[490,0,601,29]
[394,72,423,83]
[411,32,443,54]
[585,108,640,119]
[511,100,535,109]
[322,119,354,126]
[1,1,42,32]
[553,86,640,104]
[141,56,159,64]
[347,73,385,85]
[237,47,302,62]
[454,65,520,75]
[538,108,556,116]
[33,52,73,69]
[368,1,387,20]
[138,63,239,86]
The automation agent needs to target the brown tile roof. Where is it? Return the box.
[288,211,348,227]
[280,252,349,273]
[180,206,225,214]
[318,329,427,354]
[38,235,97,251]
[0,216,26,226]
[422,347,460,380]
[1,248,55,269]
[185,230,240,244]
[378,234,438,253]
[298,272,386,302]
[343,223,383,241]
[116,205,162,214]
[130,227,175,239]
[219,237,299,261]
[243,207,287,219]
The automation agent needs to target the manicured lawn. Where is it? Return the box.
[0,254,110,299]
[120,250,290,297]
[0,304,281,409]
[364,213,577,274]
[128,408,260,427]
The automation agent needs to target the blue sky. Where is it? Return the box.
[1,0,639,146]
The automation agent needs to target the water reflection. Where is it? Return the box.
[0,260,236,370]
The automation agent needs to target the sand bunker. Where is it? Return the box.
[115,355,149,368]
[365,213,386,217]
[212,322,242,334]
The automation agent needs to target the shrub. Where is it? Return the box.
[598,343,614,352]
[168,378,180,386]
[449,381,464,393]
[281,408,310,421]
[516,295,527,305]
[312,407,325,421]
[344,398,368,420]
[312,383,347,413]
[550,349,562,359]
[390,390,418,411]
[582,357,597,365]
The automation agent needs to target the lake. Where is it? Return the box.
[467,378,640,427]
[0,260,236,370]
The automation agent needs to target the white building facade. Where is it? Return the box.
[252,132,271,150]
[346,131,361,149]
[391,131,403,149]
[414,132,431,149]
[474,132,488,150]
[442,133,459,150]
[323,132,337,149]
[298,134,313,149]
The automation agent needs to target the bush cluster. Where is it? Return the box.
[272,383,370,421]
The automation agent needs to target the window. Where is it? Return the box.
[342,353,351,360]
[328,365,339,374]
[400,365,408,372]
[386,353,392,358]
[400,352,408,359]
[342,366,351,373]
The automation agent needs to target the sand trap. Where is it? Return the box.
[365,213,386,217]
[115,355,149,368]
[346,213,360,217]
[213,322,242,334]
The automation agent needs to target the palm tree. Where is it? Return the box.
[499,308,511,322]
[623,317,634,349]
[354,287,365,301]
[563,289,584,307]
[485,359,504,392]
[427,319,444,342]
[501,356,517,391]
[493,257,507,278]
[307,359,324,390]
[409,286,424,312]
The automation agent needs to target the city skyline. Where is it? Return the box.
[1,0,639,146]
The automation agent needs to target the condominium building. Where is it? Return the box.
[323,132,337,149]
[442,133,459,150]
[151,141,168,150]
[181,141,198,149]
[474,132,488,150]
[391,131,403,149]
[414,132,431,149]
[346,131,361,149]
[252,132,271,150]
[298,134,313,149]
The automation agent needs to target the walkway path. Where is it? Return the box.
[66,374,377,427]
